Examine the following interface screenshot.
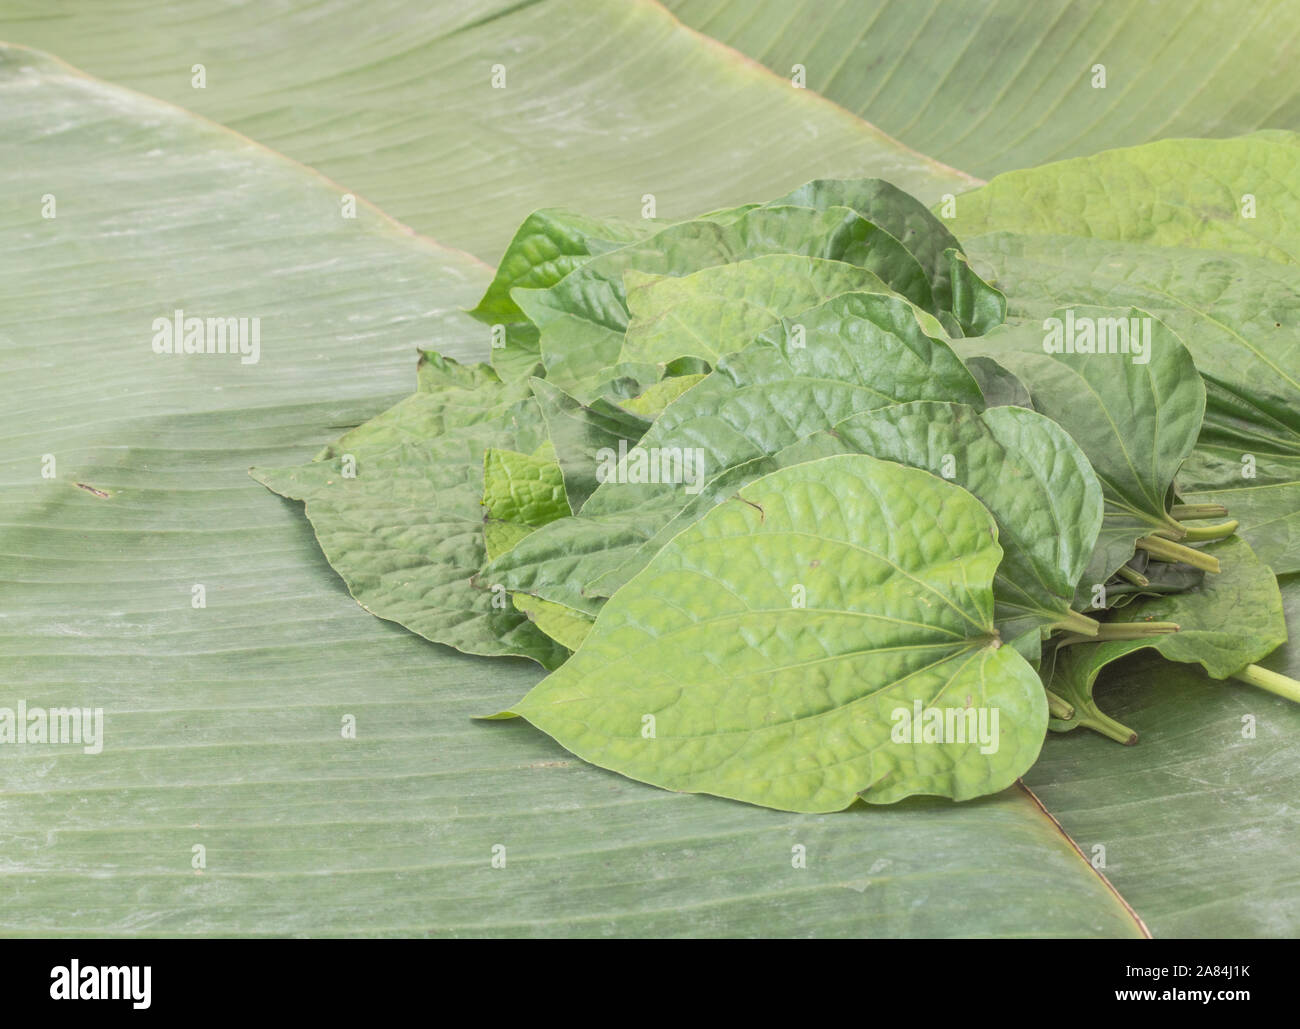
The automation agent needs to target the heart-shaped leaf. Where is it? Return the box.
[782,402,1105,657]
[504,454,1048,812]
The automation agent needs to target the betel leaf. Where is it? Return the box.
[957,306,1206,601]
[501,455,1048,812]
[511,593,595,653]
[951,134,1300,573]
[946,133,1300,266]
[470,209,652,325]
[619,254,889,367]
[488,291,984,610]
[469,210,653,381]
[1048,538,1286,743]
[947,249,1007,338]
[516,203,933,395]
[770,178,966,315]
[252,354,567,669]
[782,403,1105,658]
[585,291,982,518]
[529,378,649,513]
[481,443,571,561]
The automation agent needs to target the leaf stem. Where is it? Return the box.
[1231,664,1300,704]
[1052,609,1101,636]
[1077,706,1138,745]
[1115,565,1149,587]
[1172,503,1229,520]
[1136,534,1221,572]
[1178,519,1238,542]
[1046,690,1075,720]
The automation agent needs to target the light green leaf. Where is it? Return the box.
[619,255,889,367]
[769,178,966,313]
[618,373,707,418]
[508,455,1048,812]
[952,135,1300,571]
[511,593,595,653]
[469,210,652,381]
[966,233,1300,571]
[470,209,652,325]
[481,443,571,562]
[958,307,1206,598]
[947,133,1300,264]
[964,356,1033,410]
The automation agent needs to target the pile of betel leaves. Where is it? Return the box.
[253,170,1299,814]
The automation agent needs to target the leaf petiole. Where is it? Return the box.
[1046,690,1075,720]
[1171,503,1229,520]
[1231,664,1300,705]
[1178,519,1239,543]
[1052,609,1101,636]
[1115,565,1149,587]
[1136,534,1221,572]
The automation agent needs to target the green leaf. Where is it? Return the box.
[784,403,1105,655]
[667,1,1300,179]
[947,133,1300,265]
[947,248,1007,337]
[470,209,652,325]
[958,306,1205,599]
[481,443,572,561]
[769,178,966,314]
[1050,537,1287,741]
[964,356,1034,410]
[529,378,649,513]
[618,374,707,418]
[507,455,1048,812]
[511,593,595,653]
[468,210,653,381]
[518,203,936,394]
[253,356,567,669]
[489,291,983,610]
[619,255,889,367]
